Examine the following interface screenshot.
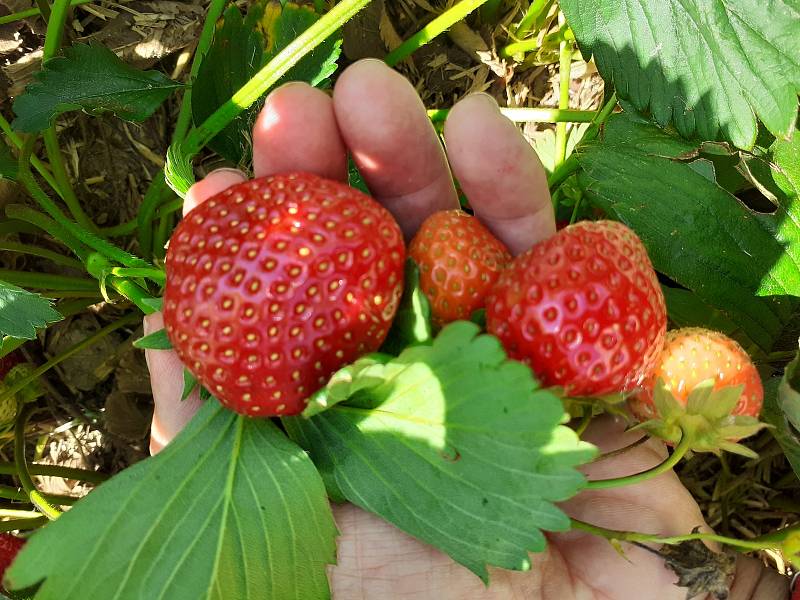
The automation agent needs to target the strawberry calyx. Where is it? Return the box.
[632,378,767,458]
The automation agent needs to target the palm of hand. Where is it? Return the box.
[145,60,710,600]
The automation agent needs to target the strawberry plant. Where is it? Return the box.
[0,0,798,599]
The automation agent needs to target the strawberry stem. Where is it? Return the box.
[571,518,800,552]
[15,404,62,521]
[0,462,107,485]
[584,432,693,490]
[427,107,598,124]
[385,0,492,67]
[513,0,553,38]
[574,410,592,438]
[0,516,48,533]
[554,14,572,168]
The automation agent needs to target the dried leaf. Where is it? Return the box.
[658,532,736,600]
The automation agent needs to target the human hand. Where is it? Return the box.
[144,59,764,599]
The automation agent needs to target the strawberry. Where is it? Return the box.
[409,210,510,324]
[0,352,23,381]
[164,172,406,417]
[628,328,765,455]
[0,533,25,590]
[486,220,666,396]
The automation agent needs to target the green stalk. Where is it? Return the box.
[0,461,108,485]
[428,107,597,124]
[0,114,62,196]
[554,17,572,167]
[33,0,50,22]
[547,91,617,190]
[181,0,373,166]
[385,0,491,67]
[585,433,693,490]
[42,0,94,231]
[15,404,61,520]
[0,241,84,270]
[17,149,152,269]
[0,312,141,406]
[514,0,552,36]
[109,267,165,286]
[0,484,77,505]
[136,169,171,261]
[154,213,173,259]
[0,516,48,533]
[0,0,93,26]
[0,508,43,520]
[571,518,799,552]
[0,269,97,291]
[500,38,540,58]
[171,0,229,144]
[107,278,159,314]
[4,205,91,262]
[574,410,592,438]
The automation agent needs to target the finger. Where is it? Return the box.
[184,168,247,216]
[253,82,348,181]
[144,313,203,455]
[333,59,459,238]
[443,94,554,255]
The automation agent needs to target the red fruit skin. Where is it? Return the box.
[487,220,666,396]
[0,352,23,381]
[409,210,511,324]
[164,173,406,417]
[0,533,25,588]
[629,327,764,422]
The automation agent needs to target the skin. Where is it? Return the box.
[145,60,786,599]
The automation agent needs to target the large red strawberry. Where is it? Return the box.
[486,220,666,396]
[0,533,25,590]
[628,328,765,455]
[409,210,510,324]
[164,172,406,417]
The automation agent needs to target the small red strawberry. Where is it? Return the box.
[0,352,23,381]
[409,210,510,324]
[487,220,666,396]
[0,533,25,590]
[164,172,406,417]
[630,327,763,421]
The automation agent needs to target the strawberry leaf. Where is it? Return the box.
[138,296,163,313]
[778,349,800,433]
[132,328,172,350]
[0,281,62,340]
[0,139,17,181]
[763,375,800,479]
[6,401,337,599]
[12,43,181,133]
[380,259,433,355]
[181,368,197,401]
[302,353,391,417]
[285,321,595,581]
[562,0,800,149]
[576,112,800,354]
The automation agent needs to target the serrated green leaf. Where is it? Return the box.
[778,349,800,432]
[6,401,337,600]
[285,321,595,581]
[0,139,17,181]
[576,112,800,353]
[0,281,62,340]
[562,0,800,149]
[132,328,172,350]
[12,43,181,133]
[164,142,194,196]
[181,368,198,401]
[139,296,163,312]
[302,353,391,417]
[191,6,265,164]
[380,259,433,355]
[763,375,800,479]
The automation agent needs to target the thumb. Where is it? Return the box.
[144,313,202,455]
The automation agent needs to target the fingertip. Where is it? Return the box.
[184,168,247,216]
[444,94,554,255]
[253,81,347,181]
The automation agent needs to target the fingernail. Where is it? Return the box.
[469,92,501,112]
[207,167,247,180]
[142,313,162,335]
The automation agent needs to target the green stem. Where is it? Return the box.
[42,0,70,62]
[107,278,159,314]
[109,267,165,286]
[428,107,596,124]
[514,0,552,36]
[554,17,572,167]
[480,0,502,22]
[0,516,48,532]
[501,38,540,58]
[591,435,649,463]
[0,0,93,26]
[136,170,171,261]
[17,148,152,269]
[100,195,184,239]
[385,0,491,67]
[171,0,228,144]
[4,205,91,262]
[0,114,62,196]
[0,461,108,485]
[179,0,373,185]
[0,484,77,506]
[0,269,97,291]
[570,518,798,552]
[33,0,51,22]
[547,91,617,190]
[0,508,43,520]
[15,404,62,520]
[0,241,83,270]
[585,433,693,490]
[33,290,101,299]
[574,410,592,438]
[154,212,173,259]
[569,195,582,224]
[0,312,141,406]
